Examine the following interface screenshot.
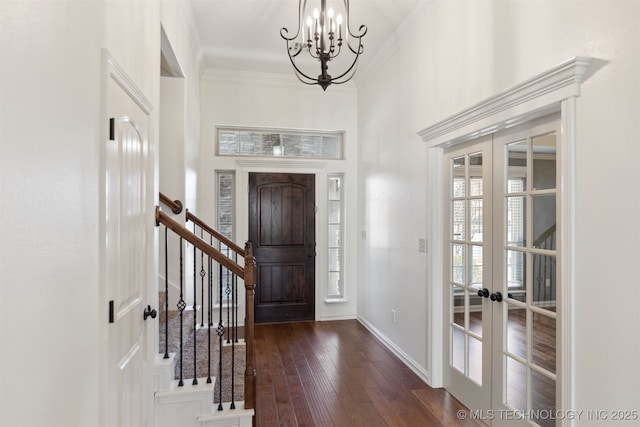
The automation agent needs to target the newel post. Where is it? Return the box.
[243,241,257,412]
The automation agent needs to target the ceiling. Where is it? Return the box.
[189,0,424,77]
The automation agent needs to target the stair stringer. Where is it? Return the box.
[154,353,253,427]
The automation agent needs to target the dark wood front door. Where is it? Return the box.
[249,173,316,323]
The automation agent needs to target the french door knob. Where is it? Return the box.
[477,288,490,298]
[490,292,503,302]
[143,305,157,320]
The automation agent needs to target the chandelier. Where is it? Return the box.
[280,0,367,91]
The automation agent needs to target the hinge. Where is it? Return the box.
[315,205,318,214]
[108,300,114,323]
[109,118,115,141]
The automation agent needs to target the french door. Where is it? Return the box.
[444,114,560,427]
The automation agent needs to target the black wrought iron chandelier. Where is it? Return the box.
[280,0,367,91]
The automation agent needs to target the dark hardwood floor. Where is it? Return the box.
[254,320,485,427]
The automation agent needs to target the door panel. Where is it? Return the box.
[104,59,152,426]
[444,136,493,413]
[444,113,560,427]
[249,173,315,323]
[492,115,560,427]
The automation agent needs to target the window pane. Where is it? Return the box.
[328,272,341,297]
[328,200,341,223]
[218,130,239,155]
[328,224,340,247]
[328,248,340,272]
[218,127,343,159]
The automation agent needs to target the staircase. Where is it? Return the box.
[153,193,256,427]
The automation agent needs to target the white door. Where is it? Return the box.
[103,54,154,427]
[444,114,560,427]
[444,135,494,412]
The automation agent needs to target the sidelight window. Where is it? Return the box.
[327,174,344,299]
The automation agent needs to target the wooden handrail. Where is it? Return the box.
[156,207,244,277]
[159,192,183,214]
[186,210,246,257]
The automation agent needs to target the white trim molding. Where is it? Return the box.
[418,57,591,148]
[418,56,593,427]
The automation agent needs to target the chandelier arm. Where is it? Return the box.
[325,49,361,82]
[346,36,364,55]
[287,56,322,86]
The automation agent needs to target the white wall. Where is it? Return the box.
[357,0,640,419]
[0,1,201,425]
[199,72,359,321]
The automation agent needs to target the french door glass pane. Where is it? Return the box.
[531,370,556,427]
[470,245,483,287]
[506,307,526,359]
[453,157,465,197]
[532,195,556,250]
[452,244,465,284]
[506,249,525,292]
[469,153,483,196]
[452,327,465,373]
[506,357,527,413]
[507,196,526,247]
[532,254,556,308]
[469,199,483,242]
[452,200,466,240]
[452,285,465,328]
[532,132,556,191]
[508,140,527,192]
[532,313,556,374]
[469,336,483,385]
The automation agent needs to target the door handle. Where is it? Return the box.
[143,305,157,320]
[490,292,503,302]
[477,288,490,298]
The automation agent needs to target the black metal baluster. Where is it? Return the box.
[206,254,213,384]
[217,261,224,410]
[192,239,198,385]
[200,228,205,328]
[177,237,186,387]
[163,226,169,359]
[233,251,238,344]
[224,262,233,344]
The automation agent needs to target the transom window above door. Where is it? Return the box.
[217,126,344,160]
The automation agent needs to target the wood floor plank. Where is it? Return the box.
[254,320,484,426]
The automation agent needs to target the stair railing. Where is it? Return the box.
[532,224,556,305]
[156,194,256,413]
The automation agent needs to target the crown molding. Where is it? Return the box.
[417,56,593,147]
[202,68,358,93]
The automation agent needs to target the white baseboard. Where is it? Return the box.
[357,316,431,386]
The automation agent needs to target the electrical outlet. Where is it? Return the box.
[392,309,396,324]
[418,238,427,253]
